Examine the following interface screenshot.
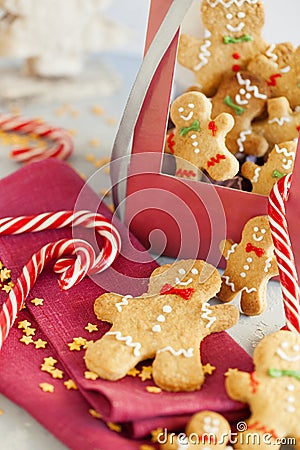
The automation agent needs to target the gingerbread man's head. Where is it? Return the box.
[253,331,300,375]
[240,216,274,257]
[267,143,296,178]
[171,92,211,129]
[147,259,220,303]
[201,0,265,39]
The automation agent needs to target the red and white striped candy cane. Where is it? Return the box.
[0,113,73,163]
[0,210,121,273]
[0,210,121,349]
[268,173,300,334]
[0,238,97,349]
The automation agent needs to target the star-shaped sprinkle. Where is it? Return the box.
[83,340,94,350]
[127,367,140,377]
[0,268,11,282]
[89,409,102,419]
[43,357,57,366]
[24,327,36,336]
[20,335,34,345]
[68,342,82,351]
[139,366,153,381]
[84,323,98,333]
[31,297,44,306]
[18,320,31,330]
[2,285,12,293]
[202,363,216,375]
[51,368,64,379]
[151,428,164,443]
[39,383,54,393]
[84,371,99,381]
[68,337,87,351]
[34,339,48,349]
[225,368,238,377]
[146,386,162,394]
[64,379,78,390]
[107,422,122,433]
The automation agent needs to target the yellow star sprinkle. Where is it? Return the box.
[151,428,164,443]
[89,409,102,419]
[146,386,162,394]
[68,342,82,351]
[64,379,78,390]
[107,422,122,433]
[43,357,57,366]
[39,383,54,393]
[31,297,44,306]
[0,268,11,282]
[73,337,87,346]
[127,368,140,377]
[41,363,54,373]
[84,323,98,333]
[2,285,12,293]
[225,368,238,377]
[139,366,153,382]
[84,371,99,381]
[23,327,36,336]
[51,368,64,379]
[20,335,34,345]
[34,339,47,349]
[18,320,31,330]
[202,363,216,375]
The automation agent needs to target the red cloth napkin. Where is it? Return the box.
[0,160,253,448]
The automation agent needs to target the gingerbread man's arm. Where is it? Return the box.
[203,304,239,334]
[225,369,254,403]
[94,293,127,324]
[177,34,206,70]
[241,161,259,183]
[268,256,279,277]
[219,239,236,260]
[214,113,235,138]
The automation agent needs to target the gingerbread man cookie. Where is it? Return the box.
[218,216,278,315]
[160,411,232,449]
[252,97,300,151]
[85,260,239,392]
[248,44,300,109]
[226,330,300,449]
[242,141,296,196]
[168,92,239,181]
[212,71,269,156]
[178,0,274,97]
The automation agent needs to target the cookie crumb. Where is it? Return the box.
[146,386,162,394]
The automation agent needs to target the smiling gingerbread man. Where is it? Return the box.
[218,215,278,315]
[226,330,300,449]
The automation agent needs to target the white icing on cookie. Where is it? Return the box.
[252,167,261,183]
[194,37,212,71]
[236,72,267,100]
[201,303,217,328]
[240,286,257,293]
[152,324,161,333]
[275,144,295,158]
[226,23,245,33]
[268,117,291,126]
[157,346,194,358]
[264,257,272,273]
[281,66,291,73]
[225,243,238,260]
[106,331,141,356]
[115,295,133,312]
[207,0,258,7]
[276,348,300,362]
[175,277,193,286]
[237,129,251,152]
[163,305,172,313]
[265,44,278,62]
[222,275,236,292]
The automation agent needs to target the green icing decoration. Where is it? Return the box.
[269,368,300,381]
[224,34,253,44]
[272,169,285,179]
[223,95,245,115]
[180,120,201,137]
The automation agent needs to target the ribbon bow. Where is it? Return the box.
[224,34,253,44]
[180,120,201,137]
[269,368,300,381]
[160,284,195,300]
[246,242,265,258]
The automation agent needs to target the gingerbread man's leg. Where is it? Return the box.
[85,331,144,380]
[218,276,238,303]
[152,342,204,392]
[234,429,281,450]
[240,286,266,316]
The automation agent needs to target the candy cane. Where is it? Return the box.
[268,173,300,334]
[0,113,73,162]
[0,210,121,349]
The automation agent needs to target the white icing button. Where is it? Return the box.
[192,142,199,147]
[238,12,246,18]
[287,384,295,391]
[288,396,295,403]
[178,268,186,275]
[178,107,184,113]
[163,305,172,313]
[226,13,233,19]
[191,134,197,139]
[194,148,200,154]
[152,324,161,333]
[157,314,165,322]
[212,418,220,425]
[261,229,266,234]
[281,341,289,349]
[246,93,251,100]
[240,272,246,278]
[203,417,211,424]
[240,89,246,95]
[191,268,199,275]
[254,226,259,232]
[286,405,295,413]
[243,265,250,270]
[188,103,195,108]
[247,257,253,263]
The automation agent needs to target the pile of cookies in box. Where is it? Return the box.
[166,0,299,196]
